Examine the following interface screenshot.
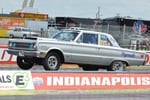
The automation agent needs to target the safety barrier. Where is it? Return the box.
[0,71,150,90]
[32,73,150,90]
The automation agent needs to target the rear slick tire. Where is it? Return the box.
[82,65,99,71]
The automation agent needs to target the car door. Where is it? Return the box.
[70,32,101,65]
[97,34,120,65]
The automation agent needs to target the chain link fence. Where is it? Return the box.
[64,23,149,50]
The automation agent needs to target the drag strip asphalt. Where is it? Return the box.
[0,91,150,100]
[0,64,150,73]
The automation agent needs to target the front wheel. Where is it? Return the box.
[17,56,34,70]
[107,61,126,71]
[43,52,61,70]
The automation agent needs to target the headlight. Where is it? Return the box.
[12,43,16,47]
[33,43,37,49]
[8,42,16,47]
[29,43,37,49]
[9,42,12,47]
[29,43,33,48]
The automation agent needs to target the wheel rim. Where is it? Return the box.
[112,62,124,71]
[47,56,58,69]
[21,59,28,64]
[19,58,29,65]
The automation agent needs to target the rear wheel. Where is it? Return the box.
[17,56,34,70]
[107,61,126,71]
[82,65,99,71]
[43,52,61,70]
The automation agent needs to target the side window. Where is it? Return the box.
[100,34,112,46]
[81,33,98,44]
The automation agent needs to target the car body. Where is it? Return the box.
[7,30,147,71]
[7,27,40,38]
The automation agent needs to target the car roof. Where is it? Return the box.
[61,29,112,37]
[79,30,111,36]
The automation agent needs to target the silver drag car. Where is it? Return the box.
[7,30,147,71]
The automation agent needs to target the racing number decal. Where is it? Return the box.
[145,54,150,64]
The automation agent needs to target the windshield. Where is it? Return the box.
[52,31,79,41]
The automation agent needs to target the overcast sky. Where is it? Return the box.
[0,0,150,19]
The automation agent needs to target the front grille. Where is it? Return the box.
[9,42,36,50]
[15,42,31,48]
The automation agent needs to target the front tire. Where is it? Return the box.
[17,56,34,70]
[43,52,61,70]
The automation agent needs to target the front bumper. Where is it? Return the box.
[7,49,41,57]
